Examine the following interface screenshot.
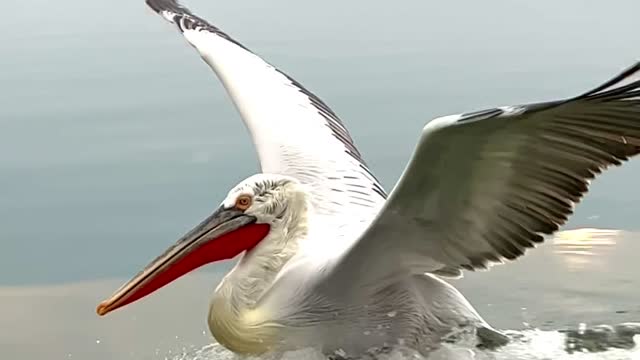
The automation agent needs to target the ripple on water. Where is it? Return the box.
[166,326,640,360]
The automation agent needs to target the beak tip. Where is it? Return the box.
[96,301,110,316]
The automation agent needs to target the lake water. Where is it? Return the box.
[1,0,639,359]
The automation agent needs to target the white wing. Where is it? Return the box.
[324,61,640,284]
[146,0,386,218]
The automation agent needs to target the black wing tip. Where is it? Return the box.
[616,60,640,80]
[579,60,640,100]
[457,60,640,125]
[146,0,191,16]
[145,0,253,51]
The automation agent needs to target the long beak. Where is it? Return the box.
[96,206,269,316]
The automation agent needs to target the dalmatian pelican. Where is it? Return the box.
[97,0,640,356]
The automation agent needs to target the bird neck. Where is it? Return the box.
[207,194,311,353]
[214,193,311,310]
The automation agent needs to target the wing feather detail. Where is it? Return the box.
[326,61,640,283]
[145,0,385,219]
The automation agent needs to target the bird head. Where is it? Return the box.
[96,174,306,316]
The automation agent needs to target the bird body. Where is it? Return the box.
[97,0,640,357]
[202,175,492,355]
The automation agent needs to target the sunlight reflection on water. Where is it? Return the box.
[552,228,622,272]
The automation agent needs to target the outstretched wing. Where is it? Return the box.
[325,61,640,284]
[146,0,386,219]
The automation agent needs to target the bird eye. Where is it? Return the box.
[235,195,252,210]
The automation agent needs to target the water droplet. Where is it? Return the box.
[95,339,101,344]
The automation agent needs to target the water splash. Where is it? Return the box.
[165,324,640,360]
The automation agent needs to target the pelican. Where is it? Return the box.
[97,0,640,356]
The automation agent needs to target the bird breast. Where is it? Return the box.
[207,295,281,355]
